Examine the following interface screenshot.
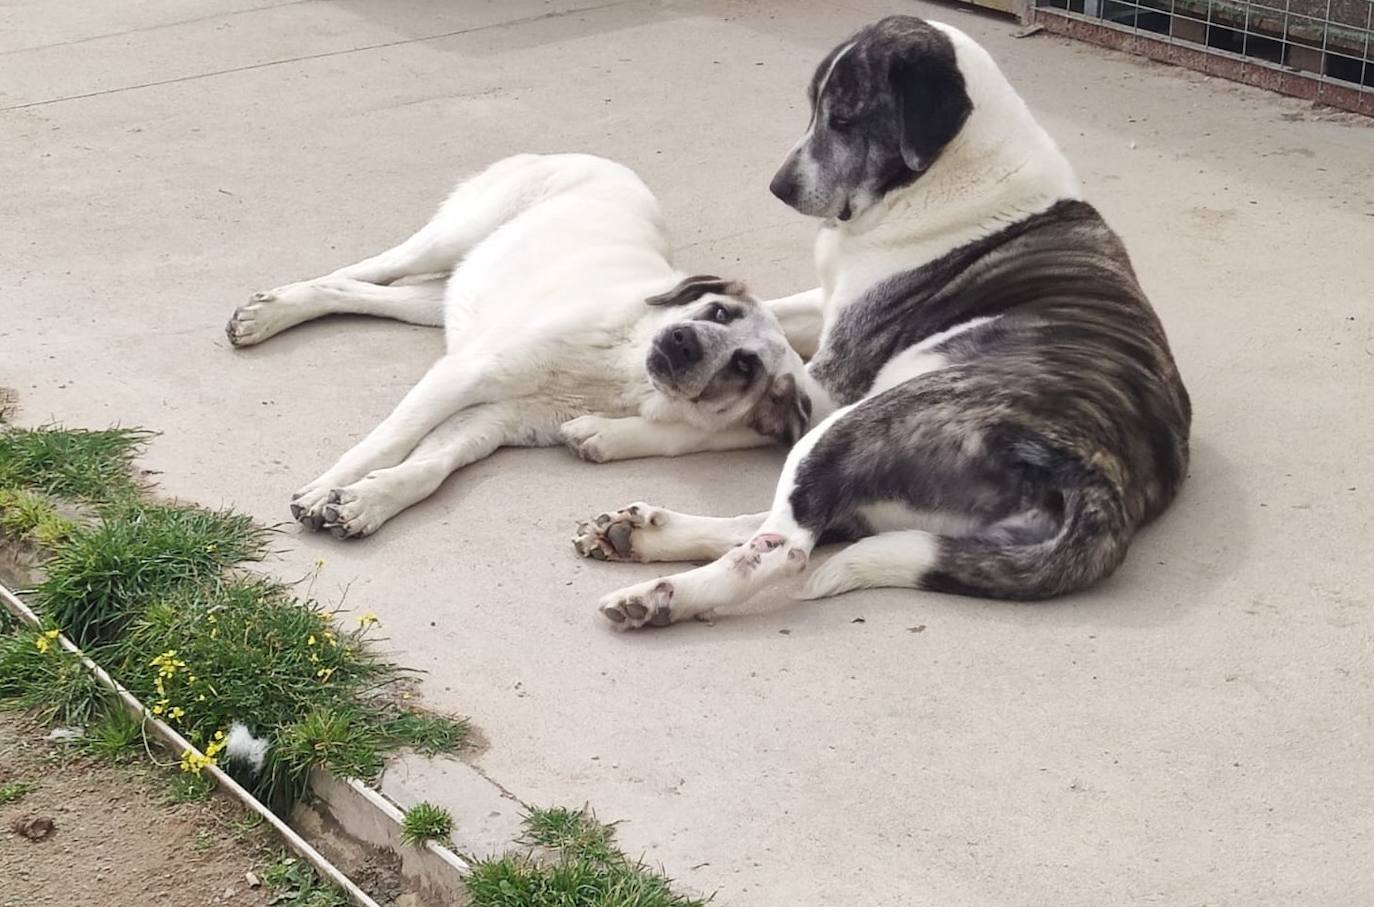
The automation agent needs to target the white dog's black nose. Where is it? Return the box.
[663,326,702,370]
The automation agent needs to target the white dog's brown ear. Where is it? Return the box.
[646,274,749,307]
[748,373,813,445]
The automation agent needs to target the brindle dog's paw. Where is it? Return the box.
[598,580,675,630]
[572,502,665,561]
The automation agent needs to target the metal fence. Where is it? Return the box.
[1030,0,1374,113]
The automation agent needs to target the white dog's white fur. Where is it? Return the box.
[585,22,1090,626]
[227,154,813,538]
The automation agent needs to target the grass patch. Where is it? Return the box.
[0,425,149,504]
[82,708,145,762]
[169,770,216,804]
[260,854,350,907]
[38,503,267,648]
[465,808,709,907]
[0,488,77,546]
[400,801,454,846]
[0,779,38,804]
[0,626,109,726]
[229,812,265,843]
[0,418,470,818]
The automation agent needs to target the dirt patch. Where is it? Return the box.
[0,715,273,907]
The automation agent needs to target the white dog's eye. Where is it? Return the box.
[710,303,731,324]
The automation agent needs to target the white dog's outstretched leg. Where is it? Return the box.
[227,277,446,347]
[292,352,516,528]
[573,504,767,563]
[319,403,517,538]
[559,416,769,463]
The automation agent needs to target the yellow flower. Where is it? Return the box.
[179,749,216,774]
[152,703,166,716]
[307,634,317,646]
[188,675,197,684]
[168,706,185,720]
[34,629,59,654]
[317,666,336,682]
[207,613,217,624]
[197,694,207,702]
[357,612,379,629]
[214,730,225,741]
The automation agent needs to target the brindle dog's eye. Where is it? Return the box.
[732,351,757,377]
[710,303,731,324]
[827,110,853,131]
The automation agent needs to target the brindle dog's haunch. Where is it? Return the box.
[227,154,815,538]
[575,17,1191,628]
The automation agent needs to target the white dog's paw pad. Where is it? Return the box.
[290,486,331,532]
[226,290,293,347]
[321,488,372,539]
[599,580,674,630]
[572,503,663,561]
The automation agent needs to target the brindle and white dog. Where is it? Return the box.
[226,154,816,538]
[574,16,1191,627]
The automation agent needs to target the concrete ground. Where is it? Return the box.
[4,1,1372,904]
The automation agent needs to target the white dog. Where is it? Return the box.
[226,154,818,538]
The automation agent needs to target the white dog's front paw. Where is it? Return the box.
[572,502,666,562]
[598,579,677,630]
[321,487,383,539]
[226,290,293,347]
[559,415,618,463]
[290,480,333,531]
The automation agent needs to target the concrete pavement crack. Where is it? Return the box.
[0,0,638,112]
[0,0,317,57]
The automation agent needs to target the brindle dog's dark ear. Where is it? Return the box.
[748,372,813,446]
[645,274,749,307]
[890,49,973,173]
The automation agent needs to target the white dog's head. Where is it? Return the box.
[644,275,812,444]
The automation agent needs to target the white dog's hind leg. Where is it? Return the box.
[319,404,516,538]
[573,504,767,562]
[799,530,940,599]
[292,352,514,528]
[331,154,574,285]
[227,277,445,347]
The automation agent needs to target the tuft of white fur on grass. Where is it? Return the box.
[224,722,269,773]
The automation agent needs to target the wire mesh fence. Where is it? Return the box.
[1034,0,1374,92]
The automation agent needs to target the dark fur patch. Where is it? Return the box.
[793,201,1190,598]
[646,275,749,307]
[747,373,813,445]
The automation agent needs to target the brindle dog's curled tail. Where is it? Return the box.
[922,442,1133,601]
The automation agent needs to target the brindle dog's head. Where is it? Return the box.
[645,275,812,445]
[769,16,973,223]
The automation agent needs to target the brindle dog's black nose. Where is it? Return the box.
[665,326,702,369]
[769,168,798,205]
